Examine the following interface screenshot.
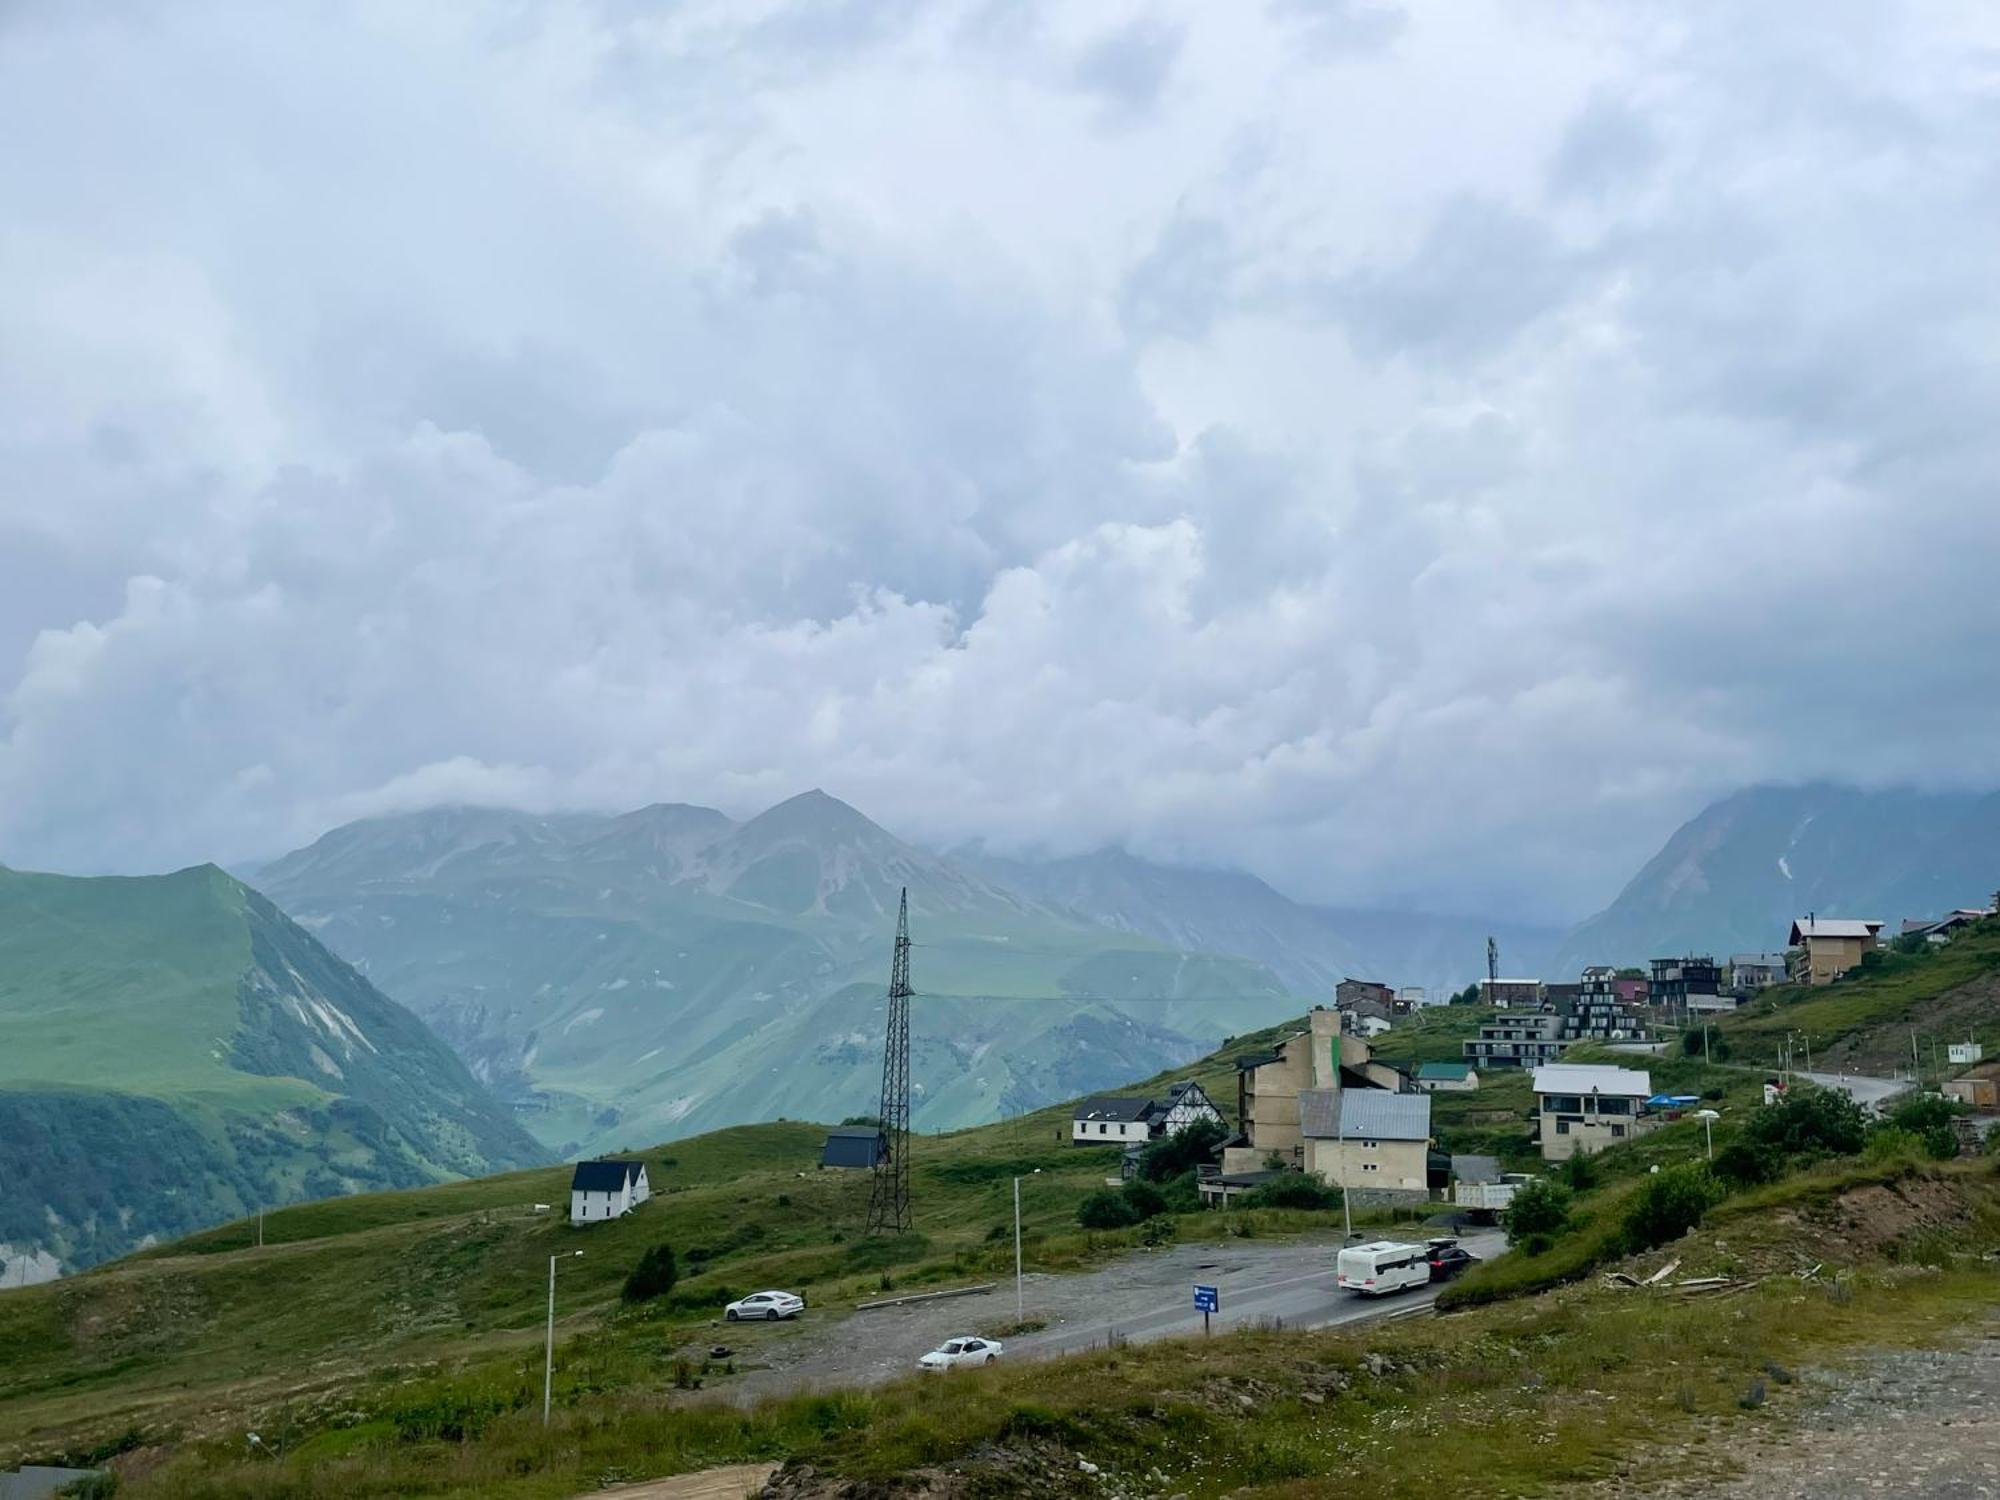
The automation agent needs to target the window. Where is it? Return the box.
[1555,1119,1570,1135]
[1362,1162,1379,1172]
[1098,1123,1108,1135]
[1610,1124,1626,1138]
[1361,1138,1379,1150]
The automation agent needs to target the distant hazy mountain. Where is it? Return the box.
[962,846,1558,999]
[1555,784,2000,971]
[255,792,1301,1155]
[0,863,548,1279]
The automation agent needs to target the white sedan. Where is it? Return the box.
[724,1290,806,1322]
[918,1336,1002,1371]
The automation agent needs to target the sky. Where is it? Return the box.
[3,1,1999,921]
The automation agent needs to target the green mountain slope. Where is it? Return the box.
[1555,783,2000,970]
[253,793,1301,1154]
[0,864,549,1279]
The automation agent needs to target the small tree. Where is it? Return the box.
[1137,1118,1228,1182]
[1504,1178,1572,1245]
[1622,1164,1722,1253]
[1560,1150,1600,1191]
[1243,1175,1342,1211]
[622,1243,679,1303]
[1744,1084,1868,1159]
[1713,1138,1782,1187]
[1077,1190,1142,1230]
[1120,1180,1169,1220]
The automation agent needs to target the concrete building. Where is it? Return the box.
[1414,1061,1479,1092]
[1729,953,1790,994]
[1532,1064,1654,1162]
[1481,977,1545,1008]
[1335,978,1396,1011]
[1566,968,1650,1041]
[569,1159,651,1224]
[1788,918,1884,985]
[1339,994,1395,1038]
[1463,1011,1568,1068]
[820,1127,887,1169]
[1222,1009,1403,1175]
[1300,1088,1433,1204]
[1650,955,1728,1015]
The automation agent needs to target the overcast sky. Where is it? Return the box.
[4,2,1999,920]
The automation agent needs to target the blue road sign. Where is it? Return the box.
[1193,1284,1219,1314]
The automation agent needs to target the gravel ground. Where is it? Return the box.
[1578,1321,2000,1499]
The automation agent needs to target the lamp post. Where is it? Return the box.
[1338,1097,1353,1243]
[1694,1108,1720,1161]
[1013,1169,1041,1321]
[544,1250,583,1425]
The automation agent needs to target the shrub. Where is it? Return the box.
[1681,1026,1731,1061]
[1136,1119,1228,1182]
[1745,1085,1868,1160]
[1713,1138,1783,1188]
[1560,1152,1600,1191]
[1622,1164,1722,1253]
[1076,1190,1142,1230]
[1120,1180,1169,1220]
[1504,1179,1572,1245]
[1881,1095,1962,1159]
[1243,1175,1343,1211]
[621,1244,679,1303]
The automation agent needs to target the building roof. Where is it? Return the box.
[1486,977,1543,986]
[1073,1095,1160,1123]
[1789,917,1884,942]
[1298,1088,1431,1141]
[1416,1061,1474,1081]
[1340,995,1394,1020]
[1235,1048,1283,1072]
[570,1159,644,1192]
[1532,1063,1652,1098]
[1730,952,1790,967]
[1452,1153,1502,1185]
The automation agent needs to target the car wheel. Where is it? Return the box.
[766,1309,780,1320]
[726,1309,738,1322]
[984,1354,995,1365]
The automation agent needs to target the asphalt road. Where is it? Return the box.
[1798,1070,1910,1113]
[1009,1228,1508,1359]
[723,1229,1507,1401]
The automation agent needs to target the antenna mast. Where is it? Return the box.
[1487,935,1499,1002]
[865,889,914,1235]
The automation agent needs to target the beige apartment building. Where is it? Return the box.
[1221,1008,1402,1175]
[1787,918,1884,986]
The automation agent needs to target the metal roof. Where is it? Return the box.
[1416,1061,1473,1080]
[1072,1095,1160,1123]
[1531,1063,1652,1098]
[570,1159,644,1192]
[1338,1090,1431,1141]
[1789,917,1883,941]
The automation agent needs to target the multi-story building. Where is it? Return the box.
[1728,953,1789,994]
[1480,977,1545,1008]
[1531,1063,1656,1162]
[1222,1009,1404,1175]
[1788,918,1884,985]
[1650,955,1728,1014]
[1463,1011,1568,1068]
[1563,967,1650,1041]
[1335,978,1397,1011]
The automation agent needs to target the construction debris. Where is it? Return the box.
[1602,1269,1759,1297]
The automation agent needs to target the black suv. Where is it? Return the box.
[1426,1239,1478,1282]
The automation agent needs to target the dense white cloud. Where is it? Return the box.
[3,1,1998,919]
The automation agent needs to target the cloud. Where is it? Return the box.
[3,1,1999,922]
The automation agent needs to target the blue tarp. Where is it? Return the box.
[1646,1094,1701,1108]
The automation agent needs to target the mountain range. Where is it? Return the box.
[0,863,548,1281]
[1555,784,2000,971]
[254,792,1313,1156]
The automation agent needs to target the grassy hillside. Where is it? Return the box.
[0,865,548,1277]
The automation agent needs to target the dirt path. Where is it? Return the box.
[1575,1323,2000,1498]
[585,1463,777,1499]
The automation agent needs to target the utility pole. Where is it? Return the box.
[866,891,914,1236]
[544,1250,582,1425]
[1012,1169,1040,1322]
[1338,1099,1353,1243]
[1702,1024,1712,1068]
[1911,1029,1921,1088]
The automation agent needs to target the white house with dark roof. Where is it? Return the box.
[1531,1064,1654,1162]
[569,1159,651,1224]
[1071,1095,1162,1145]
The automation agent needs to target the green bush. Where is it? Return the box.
[1560,1152,1600,1191]
[1503,1178,1572,1244]
[1745,1085,1868,1160]
[1242,1174,1343,1211]
[1076,1190,1142,1230]
[1881,1095,1961,1158]
[1863,1127,1925,1162]
[1713,1138,1783,1187]
[1622,1164,1723,1253]
[621,1243,679,1303]
[1135,1119,1228,1182]
[1121,1180,1169,1220]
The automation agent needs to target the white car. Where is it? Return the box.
[918,1336,1002,1371]
[724,1290,806,1322]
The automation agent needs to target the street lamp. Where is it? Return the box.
[1694,1108,1720,1161]
[544,1250,583,1425]
[1013,1169,1041,1321]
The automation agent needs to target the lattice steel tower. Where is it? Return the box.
[865,888,914,1235]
